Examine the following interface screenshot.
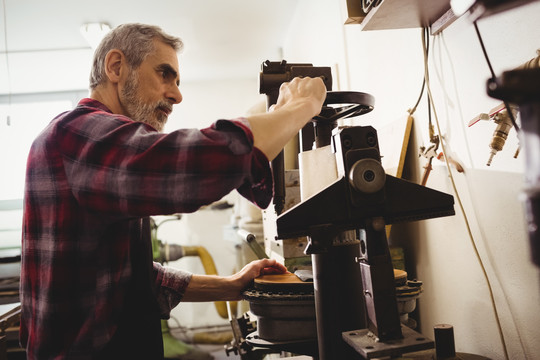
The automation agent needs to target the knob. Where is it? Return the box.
[349,158,386,194]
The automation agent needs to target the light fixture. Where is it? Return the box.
[80,22,111,50]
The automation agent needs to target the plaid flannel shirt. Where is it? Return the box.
[20,98,272,359]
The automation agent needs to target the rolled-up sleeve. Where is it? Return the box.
[153,262,193,318]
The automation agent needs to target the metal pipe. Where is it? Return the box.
[237,229,269,259]
[312,233,366,360]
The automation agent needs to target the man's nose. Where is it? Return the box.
[167,86,183,104]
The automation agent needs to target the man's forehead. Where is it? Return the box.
[149,40,180,71]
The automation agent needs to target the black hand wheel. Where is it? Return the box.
[313,91,375,123]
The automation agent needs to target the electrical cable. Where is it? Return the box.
[416,28,437,147]
[409,28,429,116]
[413,28,438,186]
[425,28,435,139]
[473,22,496,78]
[410,78,426,116]
[420,28,510,360]
[433,32,476,168]
[473,21,520,134]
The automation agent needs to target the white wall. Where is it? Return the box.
[282,0,540,358]
[165,78,265,131]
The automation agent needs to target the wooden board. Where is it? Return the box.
[255,273,307,285]
[378,115,414,178]
[254,273,313,292]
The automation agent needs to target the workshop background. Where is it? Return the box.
[1,0,540,359]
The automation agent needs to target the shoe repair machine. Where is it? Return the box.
[226,61,460,360]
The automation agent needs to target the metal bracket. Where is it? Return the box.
[343,325,434,359]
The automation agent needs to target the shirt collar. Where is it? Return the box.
[78,98,113,113]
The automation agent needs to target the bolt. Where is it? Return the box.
[363,170,375,182]
[367,132,376,146]
[342,135,353,149]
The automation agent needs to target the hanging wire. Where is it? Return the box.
[473,21,520,134]
[424,27,437,147]
[409,28,429,116]
[412,27,439,187]
[421,27,510,360]
[410,28,437,146]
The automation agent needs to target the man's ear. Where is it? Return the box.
[104,49,125,84]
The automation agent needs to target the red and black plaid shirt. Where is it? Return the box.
[20,98,272,359]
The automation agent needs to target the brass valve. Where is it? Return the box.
[469,103,519,166]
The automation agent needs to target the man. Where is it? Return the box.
[20,23,326,359]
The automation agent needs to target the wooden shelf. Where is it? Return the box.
[345,0,454,33]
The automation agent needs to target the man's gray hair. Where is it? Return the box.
[89,23,183,89]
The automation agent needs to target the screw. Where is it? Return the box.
[364,170,375,182]
[342,135,353,149]
[367,132,376,147]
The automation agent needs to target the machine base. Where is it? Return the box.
[343,325,434,359]
[245,330,318,357]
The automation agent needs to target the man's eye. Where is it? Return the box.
[162,71,176,82]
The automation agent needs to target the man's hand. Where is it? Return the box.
[233,258,288,283]
[182,259,288,302]
[247,76,326,161]
[273,76,327,118]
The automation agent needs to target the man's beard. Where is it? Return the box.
[121,71,172,132]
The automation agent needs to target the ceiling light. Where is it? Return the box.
[80,22,111,50]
